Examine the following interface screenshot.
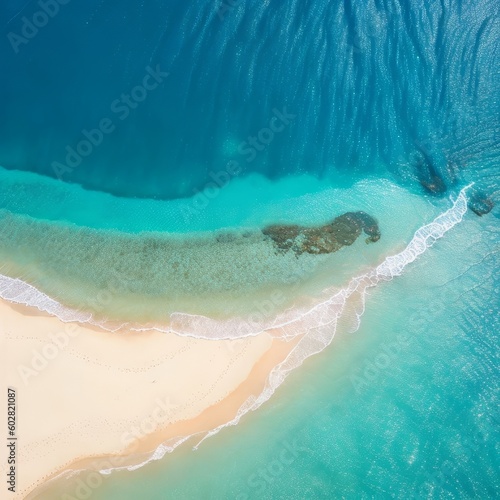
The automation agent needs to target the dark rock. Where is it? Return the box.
[261,225,301,253]
[420,174,447,195]
[352,211,381,242]
[263,211,381,256]
[414,152,447,195]
[468,191,494,216]
[215,232,236,243]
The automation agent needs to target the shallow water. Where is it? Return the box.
[0,169,442,322]
[32,196,499,499]
[1,0,499,498]
[1,0,498,199]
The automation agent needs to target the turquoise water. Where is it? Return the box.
[93,218,497,499]
[1,0,498,199]
[105,217,496,499]
[31,197,499,499]
[1,0,499,498]
[0,168,443,322]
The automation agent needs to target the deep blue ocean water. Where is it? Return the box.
[1,0,498,201]
[1,0,499,498]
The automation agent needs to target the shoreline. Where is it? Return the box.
[0,176,438,324]
[1,187,471,499]
[1,297,299,499]
[29,334,302,500]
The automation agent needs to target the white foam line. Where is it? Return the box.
[19,186,472,487]
[191,184,472,448]
[98,434,194,475]
[0,186,472,344]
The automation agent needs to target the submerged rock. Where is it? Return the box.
[467,191,494,216]
[416,159,447,195]
[413,143,449,195]
[420,173,447,195]
[262,211,381,256]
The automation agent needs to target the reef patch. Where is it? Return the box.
[262,211,381,256]
[467,190,494,216]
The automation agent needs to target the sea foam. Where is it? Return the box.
[10,186,472,484]
[189,185,472,449]
[98,185,472,475]
[0,185,471,344]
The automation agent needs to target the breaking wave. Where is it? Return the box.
[0,186,471,344]
[190,184,471,447]
[13,185,472,484]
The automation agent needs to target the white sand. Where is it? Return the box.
[0,299,277,498]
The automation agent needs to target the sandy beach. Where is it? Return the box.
[0,298,299,499]
[1,0,497,496]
